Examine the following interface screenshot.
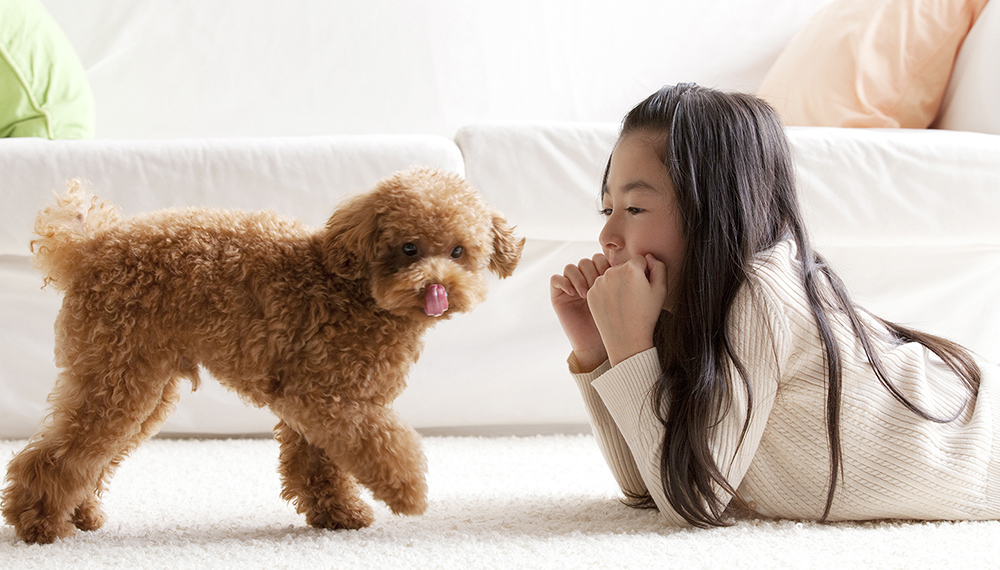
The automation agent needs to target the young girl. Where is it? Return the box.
[550,83,999,527]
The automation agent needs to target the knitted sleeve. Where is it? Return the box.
[570,354,648,496]
[584,279,791,526]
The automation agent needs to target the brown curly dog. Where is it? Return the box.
[2,167,524,543]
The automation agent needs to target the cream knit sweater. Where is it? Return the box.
[572,240,1000,526]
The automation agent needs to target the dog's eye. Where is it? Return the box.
[402,243,418,256]
[450,246,464,259]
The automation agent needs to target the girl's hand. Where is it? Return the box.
[550,254,611,371]
[586,254,668,366]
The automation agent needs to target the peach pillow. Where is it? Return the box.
[758,0,989,128]
[933,0,1000,134]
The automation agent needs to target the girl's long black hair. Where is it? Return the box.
[606,83,981,527]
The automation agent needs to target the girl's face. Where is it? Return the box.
[600,131,686,310]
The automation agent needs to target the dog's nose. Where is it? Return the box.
[424,284,448,317]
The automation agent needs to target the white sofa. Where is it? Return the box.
[2,0,998,439]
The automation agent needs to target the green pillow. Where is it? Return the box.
[0,0,94,138]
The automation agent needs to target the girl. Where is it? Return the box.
[550,83,999,527]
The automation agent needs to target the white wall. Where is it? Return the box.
[44,0,829,139]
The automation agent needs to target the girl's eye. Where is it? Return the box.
[402,243,418,256]
[450,246,464,259]
[600,207,644,217]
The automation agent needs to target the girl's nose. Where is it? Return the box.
[599,215,621,251]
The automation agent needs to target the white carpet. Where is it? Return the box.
[2,434,998,569]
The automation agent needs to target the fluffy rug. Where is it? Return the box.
[1,434,998,569]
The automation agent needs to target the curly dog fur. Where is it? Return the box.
[1,167,524,543]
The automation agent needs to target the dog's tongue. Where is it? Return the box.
[424,284,448,317]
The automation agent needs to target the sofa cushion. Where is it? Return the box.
[758,0,988,128]
[933,0,1000,134]
[0,0,94,138]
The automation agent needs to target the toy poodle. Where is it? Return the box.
[1,167,524,544]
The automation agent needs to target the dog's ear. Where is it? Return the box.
[488,212,525,279]
[322,192,381,280]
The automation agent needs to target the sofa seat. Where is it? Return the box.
[2,125,998,438]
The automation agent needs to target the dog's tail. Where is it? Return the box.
[31,180,121,290]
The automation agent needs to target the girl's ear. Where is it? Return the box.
[322,192,381,280]
[488,212,525,279]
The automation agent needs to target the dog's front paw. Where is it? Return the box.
[71,496,106,532]
[12,512,77,544]
[378,473,428,516]
[3,487,76,544]
[305,501,375,530]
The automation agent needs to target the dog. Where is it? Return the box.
[1,167,524,543]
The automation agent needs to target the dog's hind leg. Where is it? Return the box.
[71,374,184,533]
[274,420,375,530]
[1,363,173,544]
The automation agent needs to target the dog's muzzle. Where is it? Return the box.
[424,284,448,317]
